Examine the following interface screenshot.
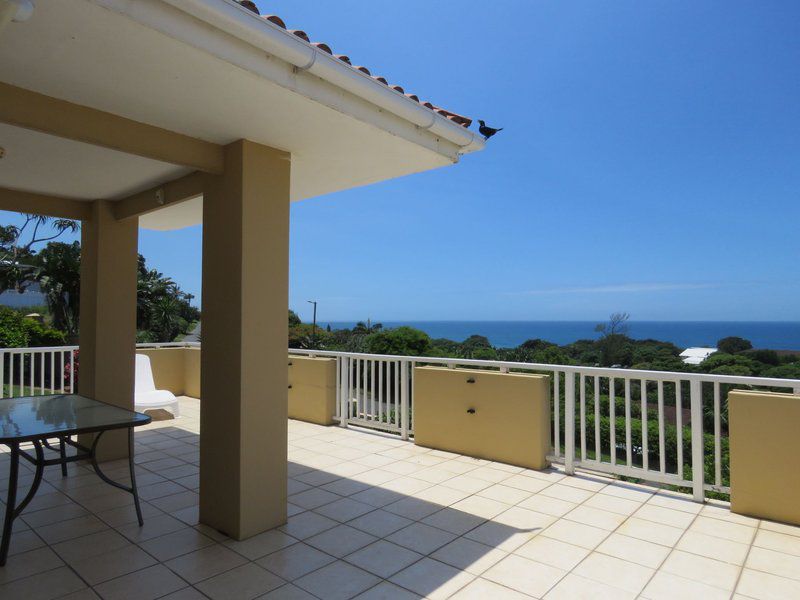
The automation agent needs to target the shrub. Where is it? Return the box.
[0,306,29,348]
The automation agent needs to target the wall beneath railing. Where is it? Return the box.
[137,347,200,398]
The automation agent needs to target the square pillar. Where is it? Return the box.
[78,200,139,460]
[199,140,291,539]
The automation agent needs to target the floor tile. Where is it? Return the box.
[483,554,565,598]
[295,560,381,600]
[430,536,508,575]
[314,497,375,522]
[564,505,626,531]
[224,528,299,560]
[196,562,285,600]
[753,528,800,557]
[573,551,653,594]
[306,524,377,557]
[689,515,756,544]
[450,578,531,599]
[641,570,730,600]
[116,513,186,543]
[661,549,740,591]
[517,494,577,517]
[139,526,216,561]
[390,557,475,600]
[345,540,423,578]
[35,514,108,544]
[165,543,248,583]
[616,516,683,547]
[260,583,319,599]
[633,504,696,529]
[0,565,86,600]
[540,518,609,550]
[0,546,64,585]
[545,572,635,599]
[736,568,800,600]
[353,581,423,599]
[676,531,750,565]
[514,535,589,570]
[70,543,156,585]
[280,511,339,540]
[348,509,412,538]
[595,532,670,568]
[257,542,336,581]
[387,522,457,555]
[93,563,187,600]
[746,545,800,581]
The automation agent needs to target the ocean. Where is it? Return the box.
[324,321,800,351]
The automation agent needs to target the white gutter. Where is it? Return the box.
[158,0,485,155]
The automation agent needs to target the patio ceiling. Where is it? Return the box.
[0,0,484,230]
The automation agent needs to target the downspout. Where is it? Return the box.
[157,0,484,155]
[0,0,33,33]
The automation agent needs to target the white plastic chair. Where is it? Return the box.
[135,353,180,417]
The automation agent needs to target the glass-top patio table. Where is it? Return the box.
[0,394,151,566]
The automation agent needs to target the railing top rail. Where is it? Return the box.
[0,344,796,389]
[288,348,800,389]
[0,342,201,352]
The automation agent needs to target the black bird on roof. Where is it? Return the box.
[478,120,503,139]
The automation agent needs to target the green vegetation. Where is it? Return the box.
[1,216,199,345]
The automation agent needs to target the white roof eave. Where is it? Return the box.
[95,0,485,157]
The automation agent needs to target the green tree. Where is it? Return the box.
[136,255,199,342]
[365,326,430,356]
[34,241,82,339]
[288,310,301,327]
[717,336,752,355]
[0,215,79,294]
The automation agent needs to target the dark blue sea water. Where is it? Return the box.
[324,321,800,351]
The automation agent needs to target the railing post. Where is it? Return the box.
[339,357,349,428]
[400,359,409,440]
[690,379,704,502]
[564,371,576,475]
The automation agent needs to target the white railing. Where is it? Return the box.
[3,343,798,501]
[0,342,199,399]
[290,348,800,502]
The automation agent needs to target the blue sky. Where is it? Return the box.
[3,1,799,323]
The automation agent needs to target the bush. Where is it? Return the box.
[23,319,66,346]
[366,326,430,356]
[0,307,29,348]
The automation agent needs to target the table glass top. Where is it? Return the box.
[0,394,150,442]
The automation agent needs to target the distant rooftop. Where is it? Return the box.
[680,346,718,365]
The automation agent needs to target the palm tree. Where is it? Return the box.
[34,242,81,339]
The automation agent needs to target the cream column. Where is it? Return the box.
[78,200,139,460]
[199,140,291,539]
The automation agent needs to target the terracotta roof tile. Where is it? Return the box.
[312,42,332,54]
[264,15,285,28]
[234,0,473,129]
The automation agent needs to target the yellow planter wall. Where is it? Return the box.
[137,348,190,395]
[413,366,551,470]
[729,390,800,525]
[288,356,337,425]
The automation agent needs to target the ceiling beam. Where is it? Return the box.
[113,171,204,221]
[0,187,92,221]
[0,82,224,174]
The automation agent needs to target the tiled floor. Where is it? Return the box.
[2,397,800,599]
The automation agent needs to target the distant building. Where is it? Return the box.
[680,347,718,365]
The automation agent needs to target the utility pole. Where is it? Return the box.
[307,300,317,346]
